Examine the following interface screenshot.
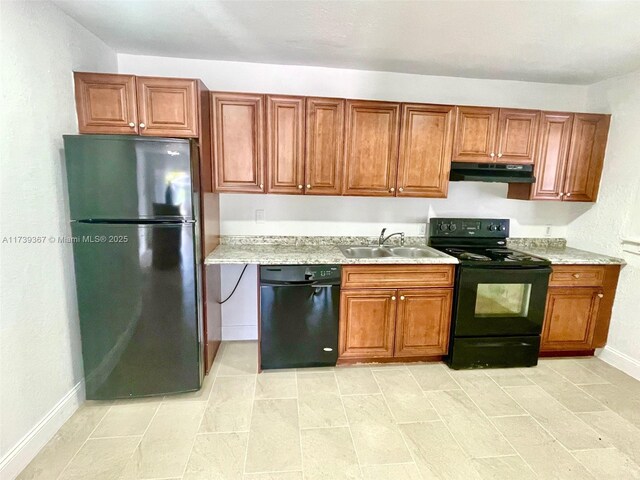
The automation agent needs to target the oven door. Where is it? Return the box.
[454,265,551,337]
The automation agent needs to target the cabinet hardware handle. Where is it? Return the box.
[259,183,264,189]
[128,122,135,127]
[566,193,572,197]
[391,296,396,301]
[497,153,503,158]
[297,185,303,189]
[306,184,311,189]
[390,187,395,192]
[400,295,405,300]
[139,123,146,128]
[490,152,496,158]
[597,293,604,298]
[398,187,404,192]
[573,273,581,278]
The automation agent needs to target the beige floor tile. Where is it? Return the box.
[218,341,258,376]
[372,369,439,422]
[471,455,536,480]
[200,375,255,433]
[544,358,610,385]
[183,432,248,480]
[399,421,482,480]
[244,473,303,480]
[245,399,301,473]
[342,394,411,465]
[255,370,297,399]
[295,366,335,374]
[301,427,361,480]
[580,382,640,428]
[59,437,140,480]
[121,402,205,479]
[485,369,534,387]
[577,410,640,465]
[91,403,159,438]
[336,367,380,395]
[407,363,459,391]
[492,415,595,480]
[452,370,525,417]
[297,373,347,428]
[17,404,110,480]
[579,357,640,392]
[361,463,421,480]
[505,385,609,450]
[426,390,514,458]
[572,447,640,480]
[163,370,216,402]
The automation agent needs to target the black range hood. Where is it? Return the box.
[449,162,535,183]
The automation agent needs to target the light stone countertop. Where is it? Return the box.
[513,245,625,265]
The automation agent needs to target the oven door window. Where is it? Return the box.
[475,283,532,318]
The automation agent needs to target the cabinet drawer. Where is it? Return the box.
[549,266,605,287]
[341,265,454,289]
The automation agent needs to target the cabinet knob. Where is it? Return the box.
[390,187,395,192]
[490,153,496,158]
[259,183,264,189]
[306,184,311,189]
[573,273,581,279]
[400,295,405,300]
[497,153,503,158]
[128,122,135,128]
[391,296,396,301]
[297,184,303,189]
[398,187,404,192]
[139,123,146,129]
[597,293,604,298]
[566,193,571,197]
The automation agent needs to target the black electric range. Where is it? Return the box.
[429,218,551,369]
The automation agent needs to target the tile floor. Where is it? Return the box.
[18,341,640,480]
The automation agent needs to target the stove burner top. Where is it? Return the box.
[440,247,547,265]
[447,248,491,261]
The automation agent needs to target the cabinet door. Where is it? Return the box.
[530,112,573,200]
[397,104,454,198]
[266,95,305,194]
[394,289,453,357]
[452,107,499,162]
[339,290,397,359]
[136,77,199,137]
[305,98,345,195]
[495,109,540,164]
[563,114,611,202]
[541,287,602,351]
[74,72,138,134]
[211,93,265,193]
[343,101,400,196]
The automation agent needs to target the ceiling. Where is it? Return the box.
[54,0,640,85]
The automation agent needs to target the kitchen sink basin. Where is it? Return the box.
[338,245,447,259]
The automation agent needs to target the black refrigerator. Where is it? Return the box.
[64,135,203,399]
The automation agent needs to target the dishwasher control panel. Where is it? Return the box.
[260,265,341,284]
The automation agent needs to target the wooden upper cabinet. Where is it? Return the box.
[397,104,455,198]
[452,107,499,162]
[266,95,305,194]
[339,289,397,359]
[495,109,539,164]
[343,101,400,196]
[394,289,452,357]
[530,112,573,199]
[74,72,138,134]
[211,92,265,193]
[541,287,602,351]
[563,114,611,202]
[305,98,345,195]
[136,77,199,137]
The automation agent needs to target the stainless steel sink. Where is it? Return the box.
[338,244,447,259]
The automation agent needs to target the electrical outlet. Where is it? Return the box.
[255,209,265,224]
[545,225,552,237]
[418,223,427,236]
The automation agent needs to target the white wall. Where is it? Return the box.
[567,69,640,378]
[0,2,117,477]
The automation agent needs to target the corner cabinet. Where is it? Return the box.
[343,101,400,196]
[211,92,265,193]
[338,265,454,362]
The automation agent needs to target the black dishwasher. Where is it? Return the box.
[260,265,340,369]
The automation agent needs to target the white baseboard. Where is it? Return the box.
[222,325,257,341]
[597,346,640,381]
[0,381,85,480]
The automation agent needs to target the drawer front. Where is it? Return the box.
[341,265,454,289]
[549,266,605,287]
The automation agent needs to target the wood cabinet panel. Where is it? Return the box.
[548,265,605,287]
[211,92,265,193]
[339,289,397,358]
[452,107,499,162]
[74,72,138,134]
[136,77,199,137]
[266,95,305,194]
[496,109,539,164]
[394,289,452,357]
[531,112,573,199]
[563,114,611,202]
[397,104,454,198]
[341,265,455,289]
[305,98,345,195]
[541,287,602,351]
[343,101,400,196]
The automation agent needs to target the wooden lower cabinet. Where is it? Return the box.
[394,289,453,357]
[541,287,602,351]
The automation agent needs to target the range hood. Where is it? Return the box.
[449,162,535,183]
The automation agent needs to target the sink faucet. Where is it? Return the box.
[378,228,405,247]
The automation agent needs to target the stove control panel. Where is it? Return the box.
[429,218,510,238]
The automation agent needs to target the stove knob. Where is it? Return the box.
[499,225,507,231]
[490,225,499,231]
[449,223,457,231]
[439,223,449,231]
